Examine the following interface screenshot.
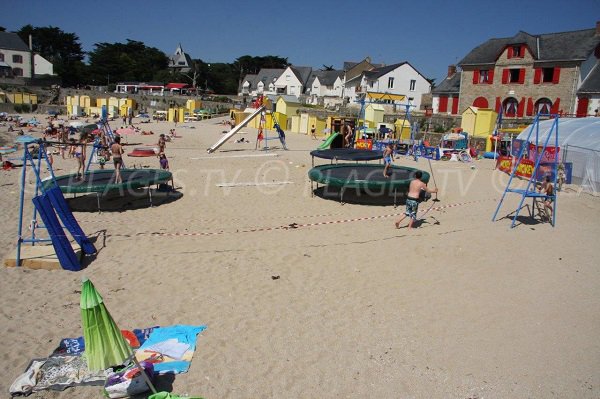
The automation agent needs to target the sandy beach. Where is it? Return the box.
[0,114,599,398]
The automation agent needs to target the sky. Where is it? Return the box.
[3,0,600,83]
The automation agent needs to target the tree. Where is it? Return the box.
[86,40,168,85]
[17,25,85,86]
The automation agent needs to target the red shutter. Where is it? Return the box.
[507,47,513,59]
[550,98,561,114]
[520,45,526,58]
[451,96,459,114]
[472,70,479,84]
[495,97,501,113]
[576,97,589,117]
[488,69,494,84]
[502,69,509,84]
[518,69,526,84]
[552,67,561,84]
[526,98,534,116]
[517,97,525,117]
[534,68,542,84]
[439,96,448,113]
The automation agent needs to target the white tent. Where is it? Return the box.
[516,117,600,191]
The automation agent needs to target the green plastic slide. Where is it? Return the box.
[317,132,340,150]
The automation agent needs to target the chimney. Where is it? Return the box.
[596,21,600,35]
[447,65,457,78]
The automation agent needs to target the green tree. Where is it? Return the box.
[87,40,168,85]
[17,25,85,86]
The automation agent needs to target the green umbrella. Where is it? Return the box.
[80,278,157,393]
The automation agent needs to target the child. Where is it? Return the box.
[539,175,554,221]
[159,152,169,170]
[382,143,394,177]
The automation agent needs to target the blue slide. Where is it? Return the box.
[46,186,96,255]
[32,194,81,271]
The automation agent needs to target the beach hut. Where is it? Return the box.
[394,119,411,140]
[365,104,385,128]
[461,107,497,138]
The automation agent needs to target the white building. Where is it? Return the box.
[350,62,431,109]
[273,66,312,97]
[306,70,344,106]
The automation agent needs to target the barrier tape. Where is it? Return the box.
[104,198,495,238]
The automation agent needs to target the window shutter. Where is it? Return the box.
[552,67,561,84]
[526,98,534,116]
[517,97,525,117]
[473,70,479,84]
[520,45,526,57]
[439,96,448,112]
[495,97,501,113]
[502,69,509,84]
[451,96,459,114]
[533,68,541,84]
[507,47,513,59]
[518,69,526,84]
[488,70,494,84]
[576,97,589,117]
[550,98,561,114]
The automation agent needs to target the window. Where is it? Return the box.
[480,70,489,83]
[512,46,521,57]
[387,77,394,89]
[13,54,23,63]
[409,79,416,91]
[0,53,4,62]
[535,98,552,114]
[177,61,186,65]
[542,68,553,83]
[13,67,23,76]
[509,69,520,83]
[503,97,519,117]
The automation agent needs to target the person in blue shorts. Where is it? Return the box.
[382,143,394,177]
[395,170,438,229]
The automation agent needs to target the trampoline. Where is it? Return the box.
[310,148,382,166]
[308,163,429,206]
[128,147,158,157]
[43,168,173,210]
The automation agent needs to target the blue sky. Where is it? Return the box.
[3,0,600,82]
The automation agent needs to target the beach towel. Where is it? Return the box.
[9,327,157,396]
[135,325,206,374]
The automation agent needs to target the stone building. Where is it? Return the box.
[456,22,600,118]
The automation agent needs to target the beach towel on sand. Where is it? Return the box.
[135,325,206,374]
[9,327,157,396]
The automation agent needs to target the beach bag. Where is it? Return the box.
[103,361,154,398]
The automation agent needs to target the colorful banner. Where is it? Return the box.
[528,143,560,163]
[355,139,373,150]
[496,156,535,179]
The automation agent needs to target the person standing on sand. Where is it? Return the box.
[395,170,438,229]
[310,125,317,140]
[111,136,124,183]
[382,143,394,177]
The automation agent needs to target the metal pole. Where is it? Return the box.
[16,145,29,267]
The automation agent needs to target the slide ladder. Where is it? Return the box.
[207,106,265,153]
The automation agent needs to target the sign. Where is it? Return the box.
[496,156,513,174]
[355,139,373,150]
[528,143,560,163]
[515,158,535,179]
[496,156,535,179]
[511,139,524,157]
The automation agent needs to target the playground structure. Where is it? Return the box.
[12,138,96,271]
[207,106,265,153]
[308,163,429,206]
[492,114,559,227]
[207,96,288,153]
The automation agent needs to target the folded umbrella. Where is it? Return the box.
[80,278,157,393]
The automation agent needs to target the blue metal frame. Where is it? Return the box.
[16,139,58,266]
[492,113,559,228]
